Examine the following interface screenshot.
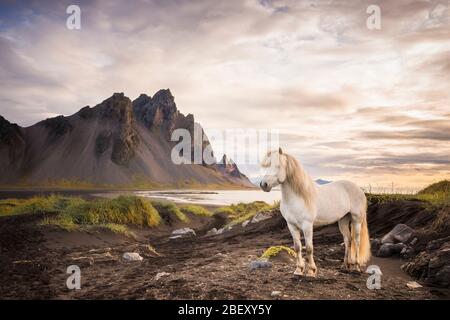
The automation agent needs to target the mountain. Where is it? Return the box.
[214,154,248,180]
[0,90,253,188]
[248,175,331,187]
[315,178,331,185]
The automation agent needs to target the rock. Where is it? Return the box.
[249,260,272,270]
[400,246,415,259]
[171,227,196,237]
[377,243,406,257]
[155,272,171,280]
[406,281,422,289]
[71,256,94,267]
[370,238,381,253]
[92,252,118,263]
[435,266,450,287]
[122,252,143,261]
[206,228,219,236]
[140,244,160,258]
[271,291,282,297]
[242,220,250,227]
[251,211,274,223]
[402,240,450,288]
[381,224,415,244]
[170,235,183,240]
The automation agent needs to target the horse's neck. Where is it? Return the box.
[280,182,305,204]
[280,178,318,208]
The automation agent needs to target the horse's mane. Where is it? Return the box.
[284,153,317,211]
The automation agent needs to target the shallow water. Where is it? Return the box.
[134,189,282,206]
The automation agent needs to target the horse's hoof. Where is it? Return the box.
[352,264,362,273]
[305,269,317,277]
[294,268,304,276]
[340,263,350,270]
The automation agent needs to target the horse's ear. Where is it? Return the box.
[279,147,283,154]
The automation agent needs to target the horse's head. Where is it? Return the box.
[259,147,287,192]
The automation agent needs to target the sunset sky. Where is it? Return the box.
[0,0,449,190]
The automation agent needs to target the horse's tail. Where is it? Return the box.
[350,197,371,266]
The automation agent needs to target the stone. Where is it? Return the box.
[406,281,422,289]
[249,260,272,270]
[251,211,274,223]
[381,224,415,244]
[122,252,143,261]
[155,272,171,280]
[271,291,282,297]
[242,220,250,227]
[172,227,196,237]
[206,228,219,236]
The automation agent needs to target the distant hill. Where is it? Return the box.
[0,90,252,188]
[249,176,331,186]
[418,180,450,195]
[315,178,331,185]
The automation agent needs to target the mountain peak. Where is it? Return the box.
[132,89,180,129]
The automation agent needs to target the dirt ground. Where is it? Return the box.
[1,207,449,300]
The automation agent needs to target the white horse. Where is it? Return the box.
[260,148,370,277]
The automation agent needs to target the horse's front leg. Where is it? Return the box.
[287,223,305,276]
[302,221,317,277]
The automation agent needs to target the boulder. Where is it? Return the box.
[370,238,381,254]
[377,243,406,257]
[122,252,143,261]
[381,224,415,244]
[402,240,450,288]
[400,246,416,259]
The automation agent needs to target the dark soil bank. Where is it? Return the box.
[0,201,449,299]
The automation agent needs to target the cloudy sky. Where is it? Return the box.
[0,0,449,190]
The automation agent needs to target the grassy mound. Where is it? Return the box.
[150,200,189,223]
[418,180,450,195]
[366,180,450,206]
[180,204,212,217]
[37,196,162,233]
[214,201,274,226]
[261,246,297,260]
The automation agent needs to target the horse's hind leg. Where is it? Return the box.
[338,214,351,270]
[287,223,305,276]
[302,221,317,277]
[350,215,362,272]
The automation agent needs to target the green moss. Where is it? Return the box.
[180,205,212,217]
[261,246,297,260]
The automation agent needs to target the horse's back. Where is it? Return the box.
[328,180,366,212]
[316,180,366,221]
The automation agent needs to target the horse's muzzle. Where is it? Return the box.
[260,181,271,192]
